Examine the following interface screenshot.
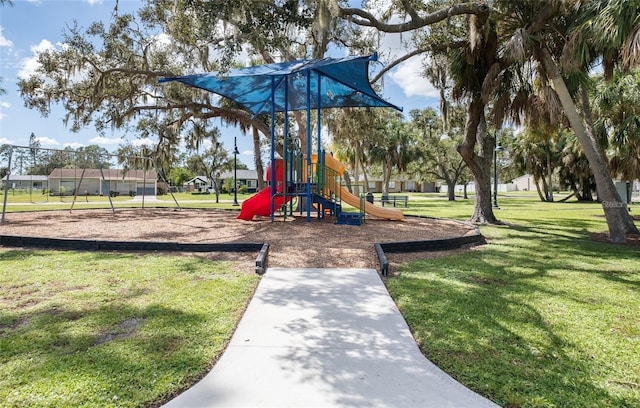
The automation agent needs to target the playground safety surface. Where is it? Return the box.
[0,208,479,274]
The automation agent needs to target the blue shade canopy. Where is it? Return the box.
[158,54,402,115]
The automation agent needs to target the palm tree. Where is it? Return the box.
[532,0,639,241]
[511,128,559,202]
[327,108,381,195]
[558,134,596,201]
[485,0,638,241]
[369,112,415,195]
[592,70,640,194]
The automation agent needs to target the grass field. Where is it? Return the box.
[391,194,640,407]
[1,192,638,407]
[0,252,258,407]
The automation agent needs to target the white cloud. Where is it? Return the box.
[241,149,252,156]
[0,26,13,48]
[89,136,121,145]
[131,138,155,147]
[0,101,9,122]
[18,39,56,79]
[36,136,60,146]
[200,139,213,149]
[0,137,16,144]
[84,0,104,5]
[388,57,439,98]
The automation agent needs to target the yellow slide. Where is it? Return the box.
[322,154,404,220]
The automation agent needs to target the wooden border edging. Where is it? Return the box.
[0,235,267,274]
[379,233,484,253]
[374,243,389,277]
[374,232,485,276]
[255,243,270,275]
[2,219,485,278]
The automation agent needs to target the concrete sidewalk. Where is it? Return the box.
[163,268,499,407]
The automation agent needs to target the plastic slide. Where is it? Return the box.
[237,159,290,221]
[322,154,404,220]
[237,188,287,220]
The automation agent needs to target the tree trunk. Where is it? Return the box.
[540,173,551,201]
[354,143,360,195]
[447,180,456,201]
[547,149,554,202]
[252,127,265,191]
[359,155,370,194]
[214,177,221,203]
[382,162,391,195]
[534,174,546,202]
[536,47,639,242]
[458,98,497,223]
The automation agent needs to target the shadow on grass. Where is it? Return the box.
[0,302,211,406]
[389,222,639,407]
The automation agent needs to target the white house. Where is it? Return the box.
[48,168,157,196]
[1,175,49,191]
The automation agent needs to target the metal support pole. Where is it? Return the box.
[1,146,13,224]
[233,136,239,206]
[493,133,503,209]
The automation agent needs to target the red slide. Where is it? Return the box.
[237,159,287,221]
[237,188,287,220]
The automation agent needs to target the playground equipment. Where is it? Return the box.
[237,153,403,223]
[237,159,289,220]
[0,145,180,225]
[160,54,403,224]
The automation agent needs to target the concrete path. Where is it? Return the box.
[163,268,499,407]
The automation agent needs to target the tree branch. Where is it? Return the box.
[338,2,489,33]
[371,41,467,83]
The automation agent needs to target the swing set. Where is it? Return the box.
[0,145,179,224]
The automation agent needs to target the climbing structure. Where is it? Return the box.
[160,54,403,223]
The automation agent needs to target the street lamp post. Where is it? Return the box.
[233,136,239,206]
[493,133,504,209]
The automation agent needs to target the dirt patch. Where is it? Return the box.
[591,232,640,247]
[0,208,479,274]
[95,317,143,346]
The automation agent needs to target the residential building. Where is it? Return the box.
[48,168,157,196]
[1,175,49,191]
[218,169,260,193]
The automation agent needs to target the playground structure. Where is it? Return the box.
[237,152,403,223]
[0,145,180,225]
[160,54,404,225]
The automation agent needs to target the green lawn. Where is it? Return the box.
[390,194,640,407]
[1,192,638,407]
[0,251,258,407]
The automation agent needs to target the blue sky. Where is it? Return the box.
[0,0,439,169]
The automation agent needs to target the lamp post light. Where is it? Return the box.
[493,133,504,209]
[233,136,239,206]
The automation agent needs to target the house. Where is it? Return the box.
[513,174,536,191]
[185,176,211,193]
[48,168,157,196]
[218,169,260,193]
[360,176,437,194]
[1,175,49,191]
